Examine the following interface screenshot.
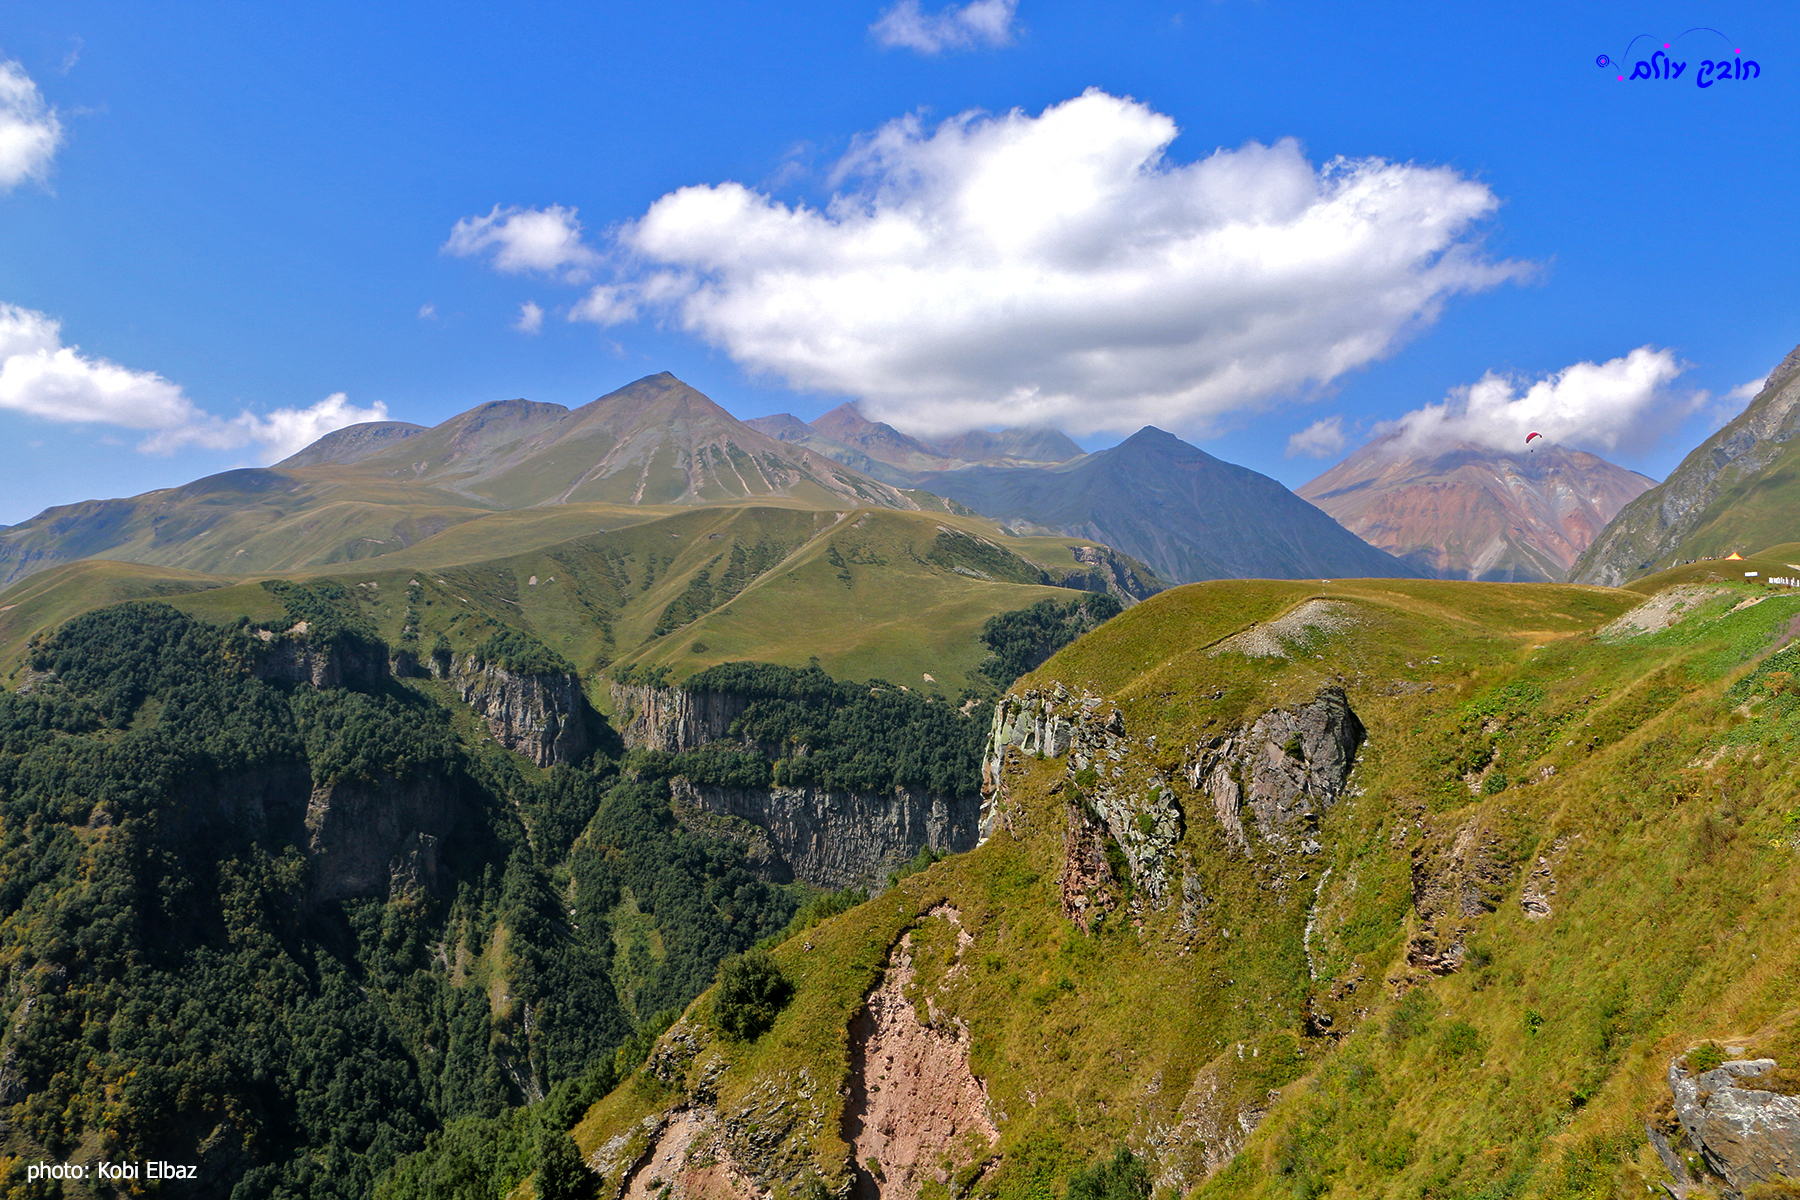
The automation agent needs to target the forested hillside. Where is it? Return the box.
[0,601,801,1199]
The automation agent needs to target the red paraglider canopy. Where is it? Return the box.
[1525,431,1543,443]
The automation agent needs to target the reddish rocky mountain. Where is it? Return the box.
[1298,437,1656,582]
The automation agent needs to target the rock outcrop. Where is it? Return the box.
[1655,1051,1800,1199]
[669,778,977,893]
[1183,688,1365,856]
[985,683,1365,921]
[843,907,1000,1200]
[609,683,749,753]
[614,684,976,891]
[457,657,594,767]
[1575,342,1800,584]
[250,627,388,690]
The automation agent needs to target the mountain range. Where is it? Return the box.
[1,375,1425,593]
[752,404,1420,584]
[0,374,938,589]
[1297,437,1655,582]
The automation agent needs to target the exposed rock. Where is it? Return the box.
[456,656,594,766]
[989,683,1361,915]
[1063,543,1163,603]
[1183,688,1365,855]
[610,683,750,753]
[1519,842,1563,920]
[1404,818,1518,975]
[1145,1055,1273,1194]
[982,683,1082,838]
[1298,437,1654,582]
[1206,601,1358,660]
[843,909,999,1200]
[1598,584,1732,640]
[1666,1053,1800,1198]
[669,778,976,893]
[618,1108,757,1200]
[1061,801,1121,932]
[251,629,388,690]
[304,774,461,905]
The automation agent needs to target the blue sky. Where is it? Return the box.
[0,0,1794,525]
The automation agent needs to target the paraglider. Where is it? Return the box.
[1525,431,1543,452]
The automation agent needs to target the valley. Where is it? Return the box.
[3,349,1798,1200]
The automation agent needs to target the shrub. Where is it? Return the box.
[1687,1042,1727,1073]
[713,949,792,1041]
[1065,1146,1152,1200]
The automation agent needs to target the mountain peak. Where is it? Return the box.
[1301,436,1655,581]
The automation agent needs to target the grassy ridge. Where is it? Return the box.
[568,568,1800,1200]
[0,504,1156,701]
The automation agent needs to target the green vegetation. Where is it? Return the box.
[674,660,987,796]
[473,626,576,674]
[1065,1147,1153,1200]
[561,566,1800,1200]
[977,592,1123,687]
[713,948,793,1041]
[0,602,796,1196]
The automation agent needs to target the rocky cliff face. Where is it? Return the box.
[983,681,1364,932]
[456,657,594,767]
[1299,438,1654,582]
[1184,688,1365,856]
[305,775,461,905]
[670,778,977,892]
[614,684,975,891]
[1575,342,1800,585]
[608,683,749,753]
[251,626,389,690]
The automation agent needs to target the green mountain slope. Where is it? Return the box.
[1574,341,1800,584]
[0,503,1160,701]
[0,374,931,589]
[557,570,1800,1200]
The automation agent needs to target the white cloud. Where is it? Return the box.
[0,60,64,191]
[1286,415,1346,458]
[872,0,1018,53]
[1376,347,1692,457]
[0,303,382,460]
[514,300,544,334]
[443,204,600,281]
[418,301,438,320]
[141,392,389,460]
[569,89,1528,437]
[0,304,192,427]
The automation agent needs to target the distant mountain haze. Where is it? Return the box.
[808,403,958,473]
[1299,438,1655,583]
[1,374,1421,591]
[742,413,924,487]
[913,426,1422,584]
[919,426,1085,466]
[1574,341,1800,585]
